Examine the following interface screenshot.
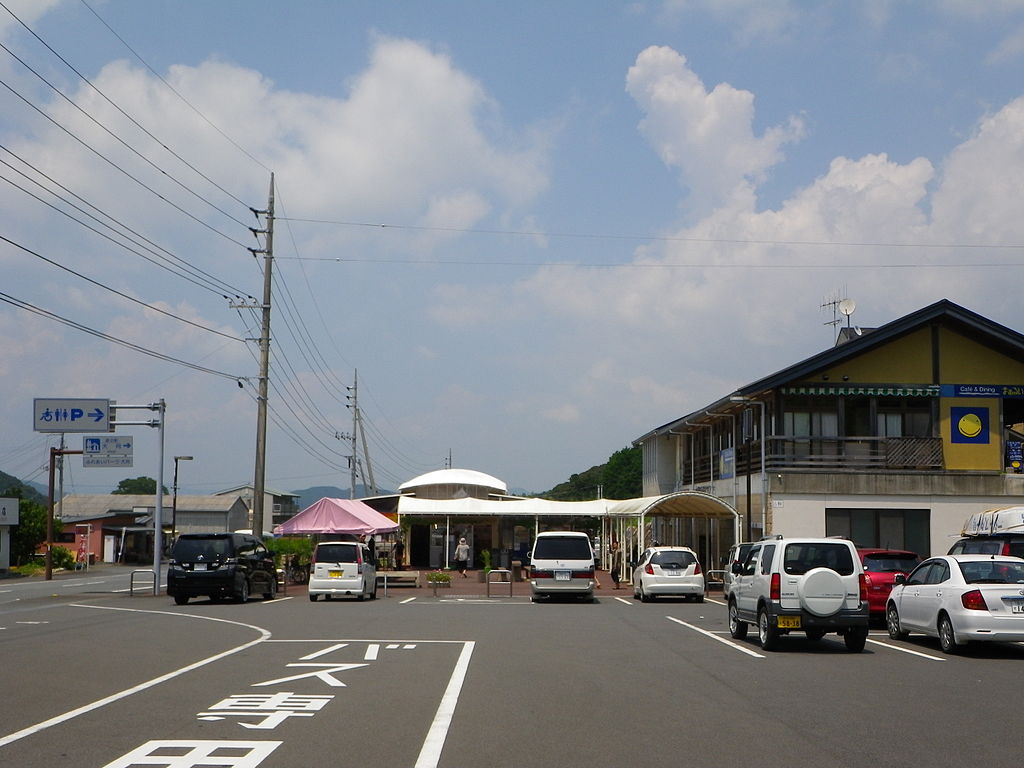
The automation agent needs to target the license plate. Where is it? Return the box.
[777,615,801,629]
[664,569,681,576]
[328,570,343,578]
[193,563,206,571]
[1010,601,1024,614]
[554,570,571,581]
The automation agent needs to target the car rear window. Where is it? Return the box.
[863,554,921,572]
[959,539,1004,555]
[533,537,592,560]
[315,544,359,563]
[651,550,696,568]
[173,536,233,560]
[958,560,1024,584]
[783,543,855,575]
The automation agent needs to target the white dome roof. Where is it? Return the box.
[399,468,508,493]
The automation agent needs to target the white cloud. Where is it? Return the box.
[987,25,1024,64]
[625,46,804,216]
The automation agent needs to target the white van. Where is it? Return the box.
[307,541,377,601]
[529,531,596,602]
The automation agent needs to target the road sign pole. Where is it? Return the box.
[46,447,82,580]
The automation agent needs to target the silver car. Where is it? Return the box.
[633,546,705,602]
[886,554,1024,653]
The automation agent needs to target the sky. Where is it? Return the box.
[2,1,1024,499]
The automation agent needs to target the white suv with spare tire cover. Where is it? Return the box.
[727,536,869,652]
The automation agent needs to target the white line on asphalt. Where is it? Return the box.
[414,641,475,768]
[261,596,294,604]
[400,597,417,604]
[866,638,946,660]
[665,616,766,658]
[0,605,271,749]
[704,597,726,606]
[614,597,632,605]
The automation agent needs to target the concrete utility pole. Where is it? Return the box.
[252,174,275,539]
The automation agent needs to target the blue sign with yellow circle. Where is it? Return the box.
[951,406,989,444]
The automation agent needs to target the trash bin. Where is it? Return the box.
[511,560,522,581]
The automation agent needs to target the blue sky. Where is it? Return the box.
[2,0,1024,498]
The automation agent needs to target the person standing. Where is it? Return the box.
[610,541,623,589]
[394,538,405,571]
[454,537,470,577]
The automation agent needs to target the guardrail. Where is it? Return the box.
[129,568,155,596]
[486,568,513,598]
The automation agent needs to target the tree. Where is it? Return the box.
[2,487,57,566]
[602,446,642,499]
[112,476,168,495]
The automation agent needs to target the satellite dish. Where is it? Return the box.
[854,326,863,336]
[839,298,856,316]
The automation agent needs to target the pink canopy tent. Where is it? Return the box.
[273,497,399,536]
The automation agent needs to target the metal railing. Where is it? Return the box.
[129,568,155,596]
[486,569,513,598]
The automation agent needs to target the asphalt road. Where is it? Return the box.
[1,571,1020,767]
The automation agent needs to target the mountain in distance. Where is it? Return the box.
[0,470,46,503]
[290,484,394,511]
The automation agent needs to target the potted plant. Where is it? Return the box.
[478,549,492,582]
[426,570,452,596]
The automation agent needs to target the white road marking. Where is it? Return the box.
[261,596,293,604]
[364,643,380,660]
[0,605,270,749]
[300,643,348,660]
[414,641,475,768]
[614,597,632,605]
[400,597,417,604]
[665,616,766,658]
[866,638,946,661]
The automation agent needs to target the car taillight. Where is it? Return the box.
[645,564,654,575]
[1002,541,1012,556]
[859,573,867,602]
[961,589,988,611]
[357,563,364,574]
[770,573,780,600]
[531,569,552,579]
[863,572,873,587]
[693,562,701,575]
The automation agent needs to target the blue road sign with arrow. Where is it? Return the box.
[33,398,111,433]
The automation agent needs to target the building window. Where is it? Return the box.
[825,508,930,555]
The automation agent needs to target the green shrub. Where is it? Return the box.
[265,536,313,566]
[51,546,75,570]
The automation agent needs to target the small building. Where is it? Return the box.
[214,484,300,531]
[58,494,250,563]
[633,299,1024,558]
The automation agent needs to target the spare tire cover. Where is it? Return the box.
[797,567,846,616]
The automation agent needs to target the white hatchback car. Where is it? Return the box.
[307,541,377,601]
[886,554,1024,653]
[633,546,705,602]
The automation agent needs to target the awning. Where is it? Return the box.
[783,385,939,397]
[274,498,399,535]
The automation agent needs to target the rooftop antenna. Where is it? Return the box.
[822,291,848,342]
[839,298,856,329]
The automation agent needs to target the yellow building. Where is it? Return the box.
[634,300,1024,558]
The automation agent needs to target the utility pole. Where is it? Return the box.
[251,173,274,539]
[348,371,358,498]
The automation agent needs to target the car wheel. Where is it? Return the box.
[758,609,779,651]
[694,594,705,604]
[173,594,189,606]
[938,614,960,654]
[640,583,653,602]
[236,579,249,604]
[844,626,868,653]
[263,578,277,601]
[886,604,908,640]
[308,594,318,602]
[728,601,748,640]
[805,629,826,642]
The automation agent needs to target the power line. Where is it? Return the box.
[78,0,272,174]
[0,233,245,341]
[0,290,247,382]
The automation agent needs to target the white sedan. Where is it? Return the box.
[886,554,1024,653]
[633,546,705,602]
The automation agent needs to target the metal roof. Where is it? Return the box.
[58,494,247,522]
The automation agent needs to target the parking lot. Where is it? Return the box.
[1,569,1020,767]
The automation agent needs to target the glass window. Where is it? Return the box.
[651,550,695,568]
[315,544,359,563]
[742,546,761,575]
[826,508,929,554]
[928,561,950,584]
[782,543,855,575]
[862,553,922,572]
[760,544,776,575]
[906,562,934,586]
[533,536,592,560]
[959,560,1024,584]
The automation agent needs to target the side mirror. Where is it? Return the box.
[893,573,906,585]
[731,562,743,575]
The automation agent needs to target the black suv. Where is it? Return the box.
[167,533,277,605]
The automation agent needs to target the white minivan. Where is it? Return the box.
[529,531,596,602]
[307,541,377,601]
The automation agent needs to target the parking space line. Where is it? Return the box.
[614,597,632,605]
[400,597,417,604]
[665,616,765,658]
[414,640,474,768]
[866,638,946,661]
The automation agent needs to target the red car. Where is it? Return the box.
[858,548,923,618]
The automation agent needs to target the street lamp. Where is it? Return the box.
[171,455,193,544]
[730,396,767,538]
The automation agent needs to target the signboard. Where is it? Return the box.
[34,398,112,433]
[0,497,18,526]
[83,435,133,467]
[941,384,1024,398]
[950,406,990,444]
